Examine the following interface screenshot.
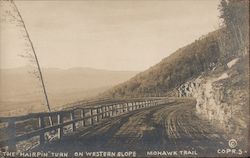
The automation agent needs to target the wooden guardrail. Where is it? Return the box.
[0,98,165,152]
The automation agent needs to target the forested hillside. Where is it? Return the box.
[102,30,221,98]
[102,0,248,99]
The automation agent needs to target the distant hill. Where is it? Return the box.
[0,66,138,116]
[102,30,222,98]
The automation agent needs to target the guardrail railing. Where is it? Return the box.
[0,98,165,152]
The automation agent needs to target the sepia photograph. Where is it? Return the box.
[0,0,249,157]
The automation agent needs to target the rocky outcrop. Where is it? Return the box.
[178,77,202,97]
[178,57,248,141]
[195,72,232,125]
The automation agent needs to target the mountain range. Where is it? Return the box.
[0,66,138,116]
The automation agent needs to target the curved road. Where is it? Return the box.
[37,99,228,157]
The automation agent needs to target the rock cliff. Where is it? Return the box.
[178,56,249,142]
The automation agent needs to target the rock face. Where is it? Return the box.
[194,73,231,125]
[178,77,201,97]
[178,75,228,124]
[178,57,248,141]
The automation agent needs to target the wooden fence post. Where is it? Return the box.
[114,104,118,116]
[96,108,100,122]
[122,104,125,113]
[106,106,109,117]
[70,111,76,132]
[57,113,63,139]
[80,109,86,127]
[112,105,116,116]
[132,102,135,111]
[105,106,108,117]
[107,106,110,117]
[107,105,109,117]
[116,104,119,115]
[38,116,45,146]
[120,104,122,114]
[127,103,130,112]
[124,103,127,112]
[100,108,103,120]
[110,105,113,117]
[90,109,94,125]
[120,104,122,113]
[7,119,16,151]
[97,108,102,121]
[123,103,125,112]
[121,104,124,113]
[102,106,106,118]
[125,103,127,112]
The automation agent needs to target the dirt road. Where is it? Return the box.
[36,99,229,157]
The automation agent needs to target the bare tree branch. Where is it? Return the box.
[2,0,53,125]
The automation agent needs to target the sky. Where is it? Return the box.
[0,0,221,71]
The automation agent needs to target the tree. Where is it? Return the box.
[219,0,249,55]
[1,0,53,125]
